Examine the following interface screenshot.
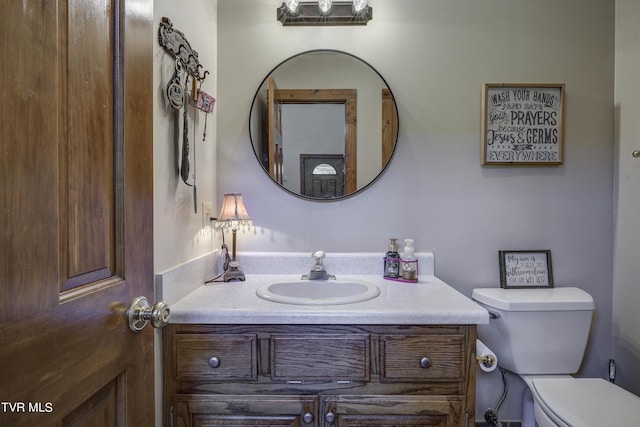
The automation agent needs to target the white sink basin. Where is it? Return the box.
[256,280,380,305]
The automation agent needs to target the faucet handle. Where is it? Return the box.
[311,251,325,271]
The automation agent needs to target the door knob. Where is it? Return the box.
[633,150,640,158]
[127,296,171,332]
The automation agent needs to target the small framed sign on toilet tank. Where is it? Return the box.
[498,250,554,289]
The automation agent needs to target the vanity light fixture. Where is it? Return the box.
[284,0,299,13]
[352,0,368,13]
[277,1,372,26]
[318,0,332,14]
[214,193,252,282]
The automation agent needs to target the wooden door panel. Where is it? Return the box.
[0,285,151,426]
[1,0,60,323]
[0,0,154,426]
[61,378,121,427]
[62,0,118,292]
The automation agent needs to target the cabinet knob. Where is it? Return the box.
[208,356,220,368]
[325,411,336,424]
[633,150,640,158]
[420,356,432,368]
[302,412,314,424]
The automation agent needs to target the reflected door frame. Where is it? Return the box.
[275,88,357,194]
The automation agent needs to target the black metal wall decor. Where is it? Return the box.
[158,17,212,214]
[158,17,209,83]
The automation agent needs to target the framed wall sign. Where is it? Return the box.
[499,250,554,289]
[481,83,565,166]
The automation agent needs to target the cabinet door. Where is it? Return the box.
[173,395,318,427]
[321,396,464,427]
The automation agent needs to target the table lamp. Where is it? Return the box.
[215,193,251,281]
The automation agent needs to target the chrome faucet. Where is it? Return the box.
[302,250,336,280]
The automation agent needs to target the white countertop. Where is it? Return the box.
[168,274,489,325]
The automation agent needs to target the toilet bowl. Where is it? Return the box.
[472,287,640,426]
[525,376,640,427]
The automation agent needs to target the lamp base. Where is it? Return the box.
[223,260,246,282]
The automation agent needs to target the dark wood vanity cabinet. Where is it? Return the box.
[164,324,477,427]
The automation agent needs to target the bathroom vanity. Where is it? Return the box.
[161,265,488,427]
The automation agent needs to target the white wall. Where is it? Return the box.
[154,0,218,274]
[613,0,640,396]
[153,2,218,426]
[216,0,615,422]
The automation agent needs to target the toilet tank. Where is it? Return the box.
[472,287,595,375]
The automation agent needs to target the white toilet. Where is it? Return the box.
[472,287,640,427]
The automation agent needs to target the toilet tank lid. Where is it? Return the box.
[472,287,595,311]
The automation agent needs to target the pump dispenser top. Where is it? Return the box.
[388,238,398,252]
[402,239,416,260]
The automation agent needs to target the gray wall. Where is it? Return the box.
[216,0,615,421]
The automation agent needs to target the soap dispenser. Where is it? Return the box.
[400,239,418,282]
[384,238,400,279]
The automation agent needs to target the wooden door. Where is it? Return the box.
[382,88,398,167]
[0,1,154,426]
[276,88,358,195]
[267,77,284,184]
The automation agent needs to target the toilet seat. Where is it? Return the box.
[531,377,640,426]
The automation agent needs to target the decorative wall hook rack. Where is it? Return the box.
[158,17,213,215]
[158,17,210,83]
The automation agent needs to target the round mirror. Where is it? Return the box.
[249,50,399,201]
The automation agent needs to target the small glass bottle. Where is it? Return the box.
[384,238,400,279]
[401,239,418,281]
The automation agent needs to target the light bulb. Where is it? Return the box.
[285,0,299,13]
[353,0,368,13]
[318,0,332,14]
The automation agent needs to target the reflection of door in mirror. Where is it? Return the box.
[382,88,398,166]
[283,103,344,194]
[300,154,345,198]
[264,77,355,194]
[267,77,284,184]
[276,89,358,194]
